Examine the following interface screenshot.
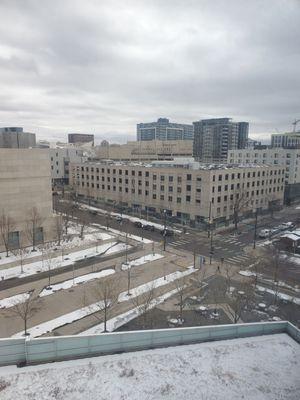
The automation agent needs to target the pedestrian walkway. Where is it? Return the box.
[225,254,252,266]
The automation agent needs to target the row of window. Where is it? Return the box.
[211,186,283,204]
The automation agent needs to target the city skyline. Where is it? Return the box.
[0,0,299,142]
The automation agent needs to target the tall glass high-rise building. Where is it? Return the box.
[137,118,194,141]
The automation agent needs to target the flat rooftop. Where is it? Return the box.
[79,159,276,170]
[0,333,299,399]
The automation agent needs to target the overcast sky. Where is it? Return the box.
[0,0,299,143]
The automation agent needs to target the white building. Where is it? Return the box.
[49,147,86,184]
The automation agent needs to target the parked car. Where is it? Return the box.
[160,229,174,236]
[258,229,271,238]
[281,222,295,230]
[143,224,155,231]
[116,216,123,222]
[134,221,143,228]
[89,210,97,215]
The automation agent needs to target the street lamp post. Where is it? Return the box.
[253,210,258,249]
[163,209,167,251]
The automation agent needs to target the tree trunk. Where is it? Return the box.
[104,308,107,332]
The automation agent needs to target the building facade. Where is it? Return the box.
[193,118,249,162]
[228,148,300,203]
[0,127,36,148]
[0,149,58,251]
[70,159,284,227]
[68,133,94,145]
[95,140,193,161]
[49,147,85,184]
[271,132,300,148]
[137,118,194,141]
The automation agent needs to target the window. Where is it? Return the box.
[153,194,156,199]
[132,171,135,176]
[8,231,20,249]
[153,174,157,180]
[145,190,149,196]
[168,196,173,202]
[160,195,164,200]
[160,185,164,191]
[217,196,221,203]
[169,186,173,192]
[125,170,128,175]
[145,171,149,177]
[186,195,191,202]
[213,175,216,182]
[231,173,235,179]
[177,176,182,183]
[177,187,182,193]
[187,174,192,181]
[160,175,165,181]
[145,181,149,187]
[34,227,44,244]
[225,174,229,180]
[218,185,221,192]
[177,197,181,203]
[153,184,157,190]
[224,185,228,191]
[218,175,222,181]
[186,185,191,191]
[169,176,173,182]
[119,170,122,175]
[138,171,142,176]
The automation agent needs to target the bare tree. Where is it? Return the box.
[232,189,251,232]
[223,263,237,296]
[227,281,254,323]
[11,244,30,274]
[26,207,44,251]
[10,294,37,336]
[42,244,60,289]
[55,215,64,246]
[0,212,16,257]
[174,276,188,323]
[85,278,120,332]
[60,202,73,235]
[131,282,156,329]
[78,214,88,240]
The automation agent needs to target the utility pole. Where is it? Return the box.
[163,209,167,251]
[193,247,196,269]
[209,228,214,265]
[253,210,258,249]
[125,229,128,264]
[207,201,212,238]
[127,265,131,296]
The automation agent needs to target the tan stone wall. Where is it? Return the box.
[70,161,284,223]
[0,149,58,250]
[95,140,193,160]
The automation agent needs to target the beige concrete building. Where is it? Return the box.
[95,140,193,161]
[70,159,284,227]
[228,148,300,203]
[0,149,58,251]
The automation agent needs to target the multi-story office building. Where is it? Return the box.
[49,147,85,184]
[68,133,94,146]
[95,140,193,161]
[271,132,300,149]
[137,118,194,141]
[228,148,300,203]
[0,127,36,148]
[193,118,249,162]
[0,149,58,251]
[70,159,284,227]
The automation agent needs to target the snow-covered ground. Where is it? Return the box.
[39,269,115,297]
[121,253,164,270]
[0,230,114,268]
[118,266,195,303]
[80,287,180,335]
[0,242,129,281]
[256,285,300,305]
[12,302,105,338]
[1,334,299,400]
[0,292,30,309]
[12,266,194,338]
[81,203,181,233]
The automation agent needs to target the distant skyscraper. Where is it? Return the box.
[193,118,249,162]
[0,127,36,148]
[68,133,94,145]
[137,118,194,141]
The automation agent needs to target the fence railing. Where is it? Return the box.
[0,321,299,367]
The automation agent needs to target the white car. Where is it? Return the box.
[258,229,271,238]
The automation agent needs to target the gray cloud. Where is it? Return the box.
[0,0,299,143]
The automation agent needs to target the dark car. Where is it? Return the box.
[143,224,155,231]
[89,210,98,215]
[160,229,174,236]
[134,221,143,228]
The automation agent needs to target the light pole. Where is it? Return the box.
[209,226,214,265]
[253,210,258,249]
[163,209,167,251]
